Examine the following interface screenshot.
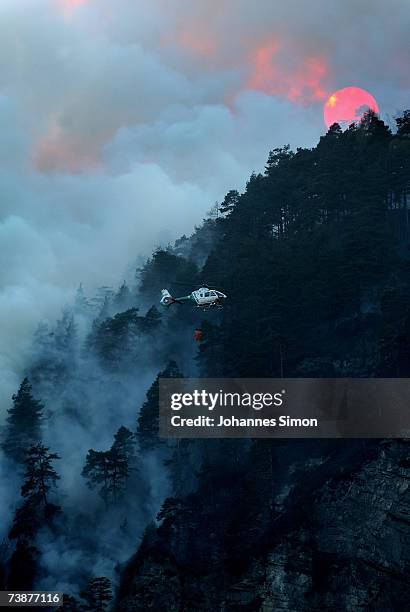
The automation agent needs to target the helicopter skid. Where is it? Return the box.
[195,302,223,311]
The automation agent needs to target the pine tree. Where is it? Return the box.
[80,577,112,612]
[219,189,240,215]
[396,110,410,136]
[138,248,198,303]
[54,309,78,354]
[359,108,391,141]
[51,309,78,383]
[89,286,115,315]
[2,379,43,464]
[9,444,61,540]
[82,450,111,506]
[112,426,137,464]
[32,320,53,352]
[114,281,132,311]
[112,426,144,498]
[82,438,131,506]
[88,308,142,368]
[140,305,162,333]
[265,144,294,175]
[29,322,55,386]
[137,361,182,451]
[105,447,130,504]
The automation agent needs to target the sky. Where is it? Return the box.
[0,0,409,409]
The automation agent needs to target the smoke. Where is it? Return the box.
[0,452,20,542]
[0,0,408,596]
[2,0,408,413]
[4,303,172,592]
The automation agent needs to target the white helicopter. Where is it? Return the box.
[160,286,227,309]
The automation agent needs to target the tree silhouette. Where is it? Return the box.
[2,379,43,464]
[9,443,61,540]
[396,109,410,136]
[114,281,132,311]
[82,428,137,506]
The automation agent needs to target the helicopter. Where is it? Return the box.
[160,286,227,309]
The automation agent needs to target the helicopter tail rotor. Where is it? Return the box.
[160,289,175,307]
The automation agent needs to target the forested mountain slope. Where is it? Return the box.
[1,110,409,611]
[115,111,410,611]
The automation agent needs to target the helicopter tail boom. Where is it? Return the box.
[160,289,175,307]
[160,289,191,307]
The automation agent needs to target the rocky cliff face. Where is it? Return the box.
[115,439,410,611]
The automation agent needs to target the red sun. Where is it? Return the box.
[324,86,379,129]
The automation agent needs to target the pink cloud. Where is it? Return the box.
[247,39,328,103]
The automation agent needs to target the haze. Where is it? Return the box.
[0,0,409,410]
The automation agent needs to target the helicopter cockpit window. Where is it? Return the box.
[205,292,210,297]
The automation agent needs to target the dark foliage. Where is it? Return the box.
[2,379,43,464]
[115,112,410,611]
[9,443,61,540]
[136,360,182,451]
[7,540,39,591]
[4,111,410,609]
[82,426,140,506]
[81,576,113,612]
